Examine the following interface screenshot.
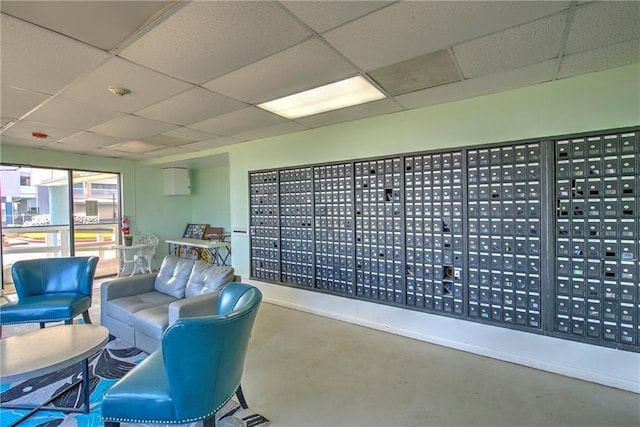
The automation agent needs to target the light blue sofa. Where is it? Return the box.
[100,255,235,353]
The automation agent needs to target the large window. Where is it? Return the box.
[1,165,122,287]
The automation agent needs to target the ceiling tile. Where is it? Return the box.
[0,1,174,51]
[565,1,640,55]
[155,152,230,169]
[59,131,129,149]
[296,99,403,128]
[0,134,50,149]
[1,14,108,94]
[203,39,358,104]
[1,0,636,162]
[369,50,461,96]
[88,146,143,160]
[119,1,312,83]
[178,137,240,151]
[140,134,192,147]
[558,39,640,79]
[163,127,221,142]
[105,139,166,154]
[396,60,557,110]
[323,1,571,70]
[281,1,393,33]
[165,156,218,168]
[1,120,81,142]
[46,142,95,153]
[1,86,50,119]
[139,146,195,157]
[231,121,309,141]
[90,115,178,139]
[163,144,198,153]
[59,57,193,114]
[189,107,286,136]
[23,97,125,130]
[136,87,246,125]
[454,12,567,79]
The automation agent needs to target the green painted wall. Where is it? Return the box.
[131,166,231,258]
[132,164,190,258]
[191,166,231,231]
[225,64,640,276]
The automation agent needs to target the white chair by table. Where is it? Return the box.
[134,233,159,274]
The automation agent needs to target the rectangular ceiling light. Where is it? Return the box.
[257,76,386,119]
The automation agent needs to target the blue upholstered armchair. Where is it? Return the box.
[102,283,262,427]
[0,256,99,337]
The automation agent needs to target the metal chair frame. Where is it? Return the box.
[134,233,159,274]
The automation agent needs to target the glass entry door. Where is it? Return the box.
[71,171,120,277]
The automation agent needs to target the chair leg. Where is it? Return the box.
[39,322,46,329]
[104,422,120,427]
[82,311,92,324]
[144,256,153,273]
[65,319,73,325]
[236,384,249,409]
[203,414,216,427]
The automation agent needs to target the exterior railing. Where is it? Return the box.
[2,223,120,280]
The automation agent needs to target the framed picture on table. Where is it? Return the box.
[183,223,208,240]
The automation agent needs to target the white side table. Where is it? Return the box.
[110,243,146,277]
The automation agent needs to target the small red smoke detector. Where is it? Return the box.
[32,132,48,139]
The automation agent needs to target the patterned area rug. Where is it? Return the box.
[0,336,269,427]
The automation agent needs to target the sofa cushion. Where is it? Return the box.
[105,291,177,326]
[154,255,196,298]
[184,262,235,298]
[132,303,171,341]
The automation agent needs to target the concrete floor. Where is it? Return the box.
[244,302,639,427]
[2,281,639,427]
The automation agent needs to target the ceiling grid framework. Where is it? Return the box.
[0,0,637,168]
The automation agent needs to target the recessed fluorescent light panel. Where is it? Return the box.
[258,76,386,119]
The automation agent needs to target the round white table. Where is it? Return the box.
[0,324,109,426]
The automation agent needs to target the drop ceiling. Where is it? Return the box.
[1,1,638,167]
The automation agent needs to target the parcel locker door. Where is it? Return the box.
[249,171,281,281]
[280,168,313,288]
[554,129,640,350]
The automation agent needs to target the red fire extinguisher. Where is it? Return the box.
[121,216,130,235]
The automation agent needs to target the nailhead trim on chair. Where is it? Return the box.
[0,317,71,325]
[102,386,238,424]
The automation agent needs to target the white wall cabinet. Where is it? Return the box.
[163,168,190,195]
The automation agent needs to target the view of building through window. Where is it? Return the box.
[1,165,121,285]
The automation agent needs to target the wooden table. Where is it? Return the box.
[0,324,109,426]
